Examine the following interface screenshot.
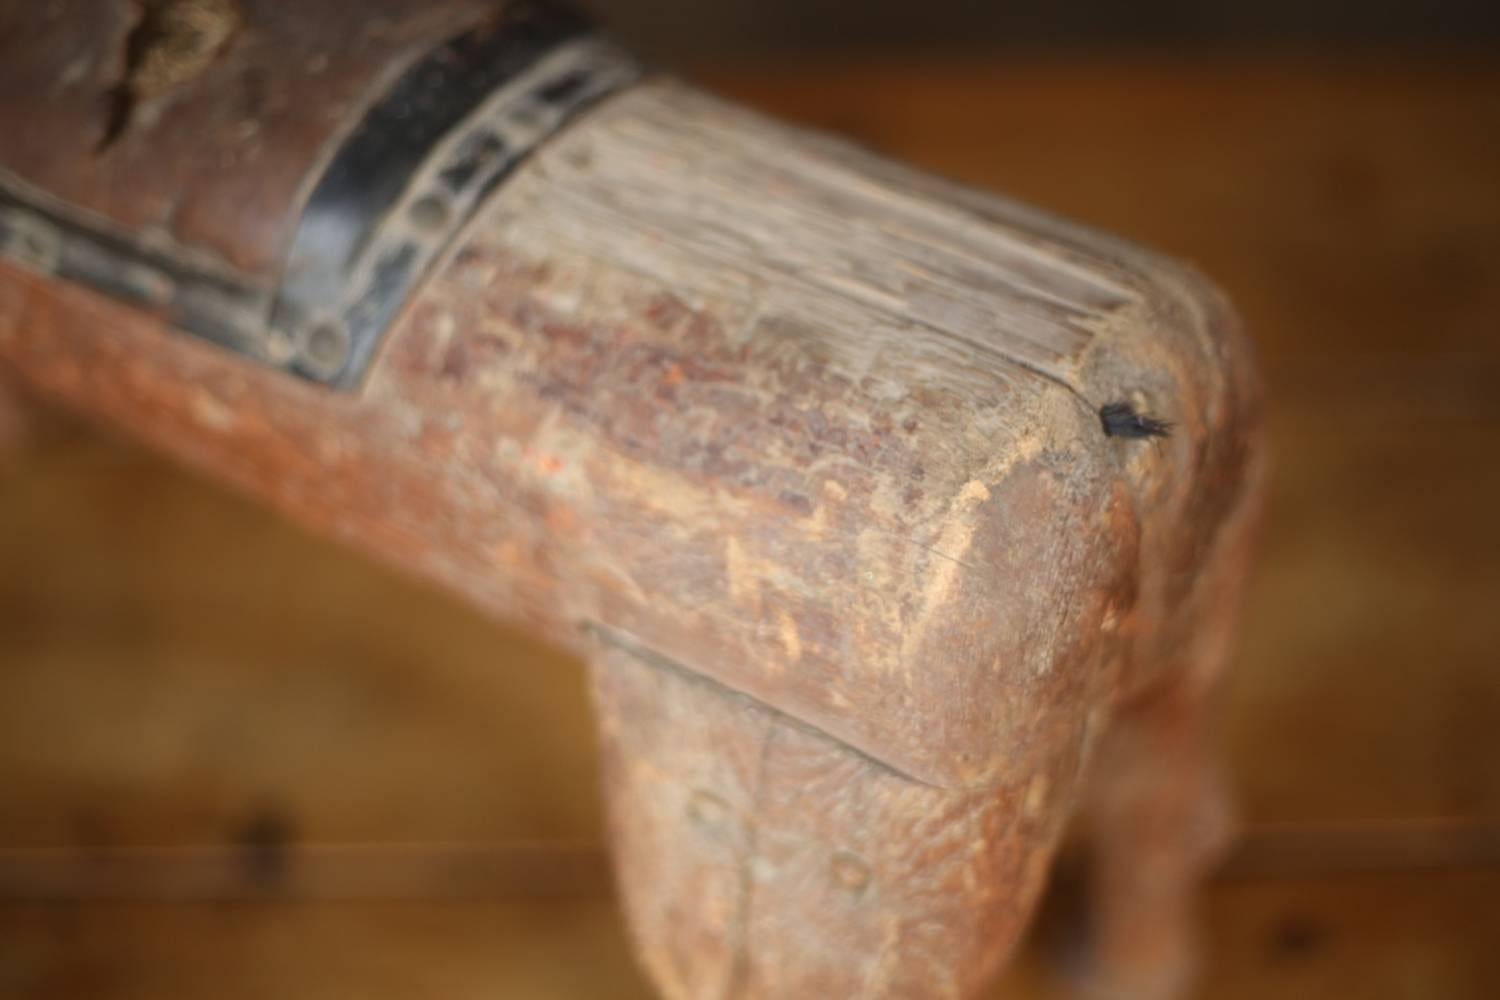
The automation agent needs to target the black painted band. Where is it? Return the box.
[0,3,640,390]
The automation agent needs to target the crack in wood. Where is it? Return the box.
[98,0,241,153]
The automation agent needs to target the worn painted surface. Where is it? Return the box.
[0,0,503,277]
[0,53,1262,1000]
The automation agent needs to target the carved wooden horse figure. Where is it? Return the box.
[0,2,1263,997]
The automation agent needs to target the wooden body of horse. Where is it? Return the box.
[0,2,1263,996]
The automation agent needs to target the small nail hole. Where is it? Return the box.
[687,790,730,832]
[408,193,451,233]
[830,850,871,895]
[301,322,349,374]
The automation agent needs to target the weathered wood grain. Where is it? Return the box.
[0,34,1262,998]
[1,49,1496,1000]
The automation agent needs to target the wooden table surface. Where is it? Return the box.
[1,54,1498,998]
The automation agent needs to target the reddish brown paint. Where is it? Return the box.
[0,0,502,276]
[0,13,1264,997]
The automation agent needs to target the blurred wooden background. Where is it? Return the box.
[587,0,1500,59]
[3,50,1500,999]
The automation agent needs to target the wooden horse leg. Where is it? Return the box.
[1081,677,1234,1000]
[1080,502,1261,1000]
[587,454,1262,1000]
[586,629,1090,1000]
